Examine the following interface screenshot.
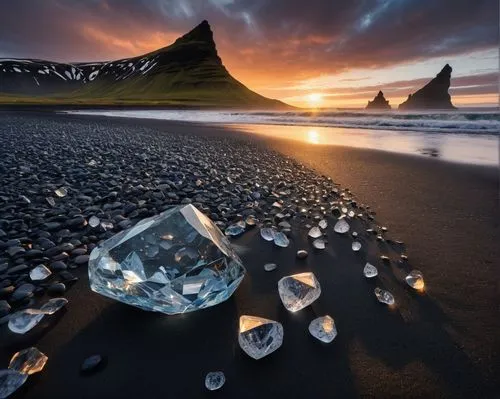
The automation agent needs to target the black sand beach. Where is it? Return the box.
[0,112,498,398]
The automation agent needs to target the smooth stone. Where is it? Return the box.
[74,255,89,265]
[6,264,29,275]
[296,250,308,259]
[47,283,66,296]
[10,284,35,302]
[0,300,11,317]
[80,354,106,374]
[0,286,15,298]
[49,261,67,271]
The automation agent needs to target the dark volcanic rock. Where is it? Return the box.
[399,64,456,110]
[366,91,391,110]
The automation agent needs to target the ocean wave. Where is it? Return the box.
[67,109,500,135]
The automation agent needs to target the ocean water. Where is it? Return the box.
[66,109,499,166]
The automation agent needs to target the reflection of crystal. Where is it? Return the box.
[0,369,28,398]
[29,265,52,281]
[9,347,48,375]
[309,315,337,343]
[205,371,225,391]
[363,263,378,278]
[405,270,425,290]
[334,219,350,234]
[278,272,321,312]
[88,205,245,315]
[374,287,395,305]
[238,315,283,359]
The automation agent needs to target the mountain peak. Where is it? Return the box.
[366,90,391,110]
[177,20,214,45]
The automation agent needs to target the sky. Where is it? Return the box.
[0,0,498,108]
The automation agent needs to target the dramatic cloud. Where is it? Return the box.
[0,0,498,106]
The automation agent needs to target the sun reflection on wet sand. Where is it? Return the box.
[230,124,498,166]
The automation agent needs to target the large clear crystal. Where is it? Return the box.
[278,272,321,312]
[0,369,28,399]
[88,204,246,315]
[238,315,284,360]
[9,347,48,375]
[309,315,337,343]
[405,270,425,290]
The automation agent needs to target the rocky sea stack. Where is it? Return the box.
[399,64,456,110]
[366,91,391,110]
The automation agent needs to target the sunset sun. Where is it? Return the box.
[307,93,323,107]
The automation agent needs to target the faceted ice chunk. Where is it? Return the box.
[238,315,283,359]
[46,197,55,207]
[405,270,424,290]
[205,371,225,391]
[318,219,328,229]
[260,227,276,241]
[40,298,68,315]
[374,287,395,305]
[88,204,246,315]
[29,265,52,281]
[363,263,378,278]
[308,227,322,238]
[54,187,68,197]
[225,221,246,236]
[334,219,350,234]
[351,241,362,251]
[8,310,45,334]
[9,347,48,375]
[278,272,321,312]
[273,232,289,247]
[309,315,337,343]
[89,216,100,228]
[0,369,28,398]
[312,239,326,249]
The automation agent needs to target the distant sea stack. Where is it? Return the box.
[399,64,456,110]
[366,91,391,110]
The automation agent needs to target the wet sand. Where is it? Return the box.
[1,112,498,398]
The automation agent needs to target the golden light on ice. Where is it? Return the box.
[307,130,320,144]
[306,93,323,106]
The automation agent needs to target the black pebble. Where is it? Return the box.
[47,282,66,296]
[81,354,106,374]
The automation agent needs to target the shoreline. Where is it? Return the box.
[0,111,498,398]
